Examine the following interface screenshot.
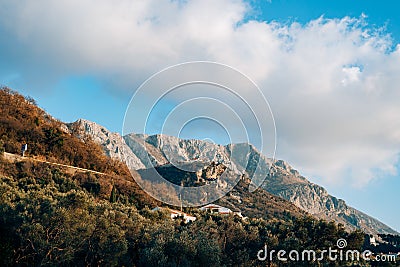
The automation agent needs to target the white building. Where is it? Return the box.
[200,204,243,218]
[369,235,377,246]
[152,207,196,223]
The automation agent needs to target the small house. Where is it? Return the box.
[200,204,244,218]
[369,235,377,246]
[152,207,196,223]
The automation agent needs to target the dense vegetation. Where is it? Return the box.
[0,157,367,266]
[1,88,397,266]
[138,163,308,221]
[366,234,400,254]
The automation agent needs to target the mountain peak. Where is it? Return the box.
[68,119,146,170]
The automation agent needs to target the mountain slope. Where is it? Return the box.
[68,119,145,170]
[0,88,306,223]
[265,161,398,235]
[0,88,158,208]
[72,118,398,235]
[69,120,308,221]
[0,88,372,266]
[137,162,308,221]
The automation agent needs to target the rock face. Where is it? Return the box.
[265,162,398,235]
[71,119,398,235]
[198,161,227,181]
[124,133,234,169]
[124,134,274,178]
[67,119,145,170]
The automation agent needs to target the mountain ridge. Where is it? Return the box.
[70,118,398,235]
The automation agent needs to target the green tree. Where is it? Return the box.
[110,185,118,203]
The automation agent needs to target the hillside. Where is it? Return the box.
[70,118,398,235]
[265,163,398,235]
[0,87,370,266]
[0,88,158,209]
[0,88,308,221]
[0,88,125,174]
[66,119,307,221]
[0,153,366,266]
[137,162,308,220]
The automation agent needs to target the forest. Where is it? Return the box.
[0,156,367,266]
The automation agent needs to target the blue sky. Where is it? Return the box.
[1,0,399,232]
[252,0,400,42]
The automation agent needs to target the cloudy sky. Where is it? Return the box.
[1,0,399,231]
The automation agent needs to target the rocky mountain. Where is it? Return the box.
[265,161,398,235]
[71,118,398,235]
[67,119,145,170]
[136,161,308,220]
[2,87,375,267]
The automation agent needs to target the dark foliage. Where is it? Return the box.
[0,159,368,266]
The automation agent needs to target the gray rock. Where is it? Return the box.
[264,161,398,235]
[67,119,146,170]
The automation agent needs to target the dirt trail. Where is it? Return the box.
[2,152,109,176]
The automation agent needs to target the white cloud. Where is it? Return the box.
[0,0,399,187]
[342,66,361,86]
